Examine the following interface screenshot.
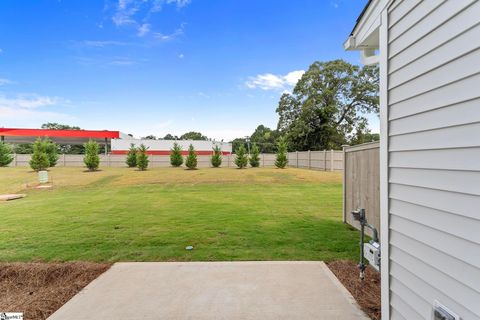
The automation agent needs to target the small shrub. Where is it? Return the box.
[83,140,100,171]
[44,138,59,167]
[275,136,288,169]
[185,144,197,169]
[249,143,260,167]
[136,144,149,171]
[30,138,50,171]
[170,142,183,167]
[126,143,137,167]
[211,145,222,168]
[234,145,248,169]
[0,142,14,167]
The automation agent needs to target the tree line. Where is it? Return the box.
[0,138,289,170]
[125,138,288,170]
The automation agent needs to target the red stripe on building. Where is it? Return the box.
[111,150,232,156]
[0,128,120,139]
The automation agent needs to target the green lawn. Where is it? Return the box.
[0,167,359,262]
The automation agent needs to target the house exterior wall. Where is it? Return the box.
[385,1,480,319]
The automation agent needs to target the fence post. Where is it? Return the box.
[342,145,349,223]
[296,151,299,168]
[330,149,334,172]
[227,154,230,167]
[262,153,265,167]
[107,154,111,167]
[308,150,311,170]
[324,150,327,171]
[63,154,66,167]
[14,153,17,167]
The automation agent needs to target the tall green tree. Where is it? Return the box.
[126,144,137,167]
[14,143,33,154]
[44,138,59,167]
[83,140,100,171]
[170,142,184,167]
[180,131,208,141]
[349,122,380,145]
[250,125,279,153]
[234,145,248,169]
[249,143,260,167]
[142,135,157,140]
[275,137,288,169]
[185,144,198,169]
[211,145,222,168]
[0,142,14,167]
[276,60,379,151]
[231,138,247,153]
[136,144,149,171]
[30,139,50,171]
[41,123,81,130]
[41,123,84,154]
[163,133,179,140]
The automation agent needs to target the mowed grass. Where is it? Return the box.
[0,167,359,262]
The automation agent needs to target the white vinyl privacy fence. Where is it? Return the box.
[287,150,343,171]
[9,150,343,170]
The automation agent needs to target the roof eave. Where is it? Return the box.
[345,0,384,51]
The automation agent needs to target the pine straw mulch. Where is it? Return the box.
[327,260,381,320]
[0,262,111,320]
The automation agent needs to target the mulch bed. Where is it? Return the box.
[0,262,110,320]
[327,260,381,320]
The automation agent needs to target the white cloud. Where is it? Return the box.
[0,94,68,110]
[112,0,140,26]
[0,48,3,53]
[108,57,137,66]
[0,94,72,122]
[82,40,128,47]
[168,0,191,8]
[153,23,185,41]
[111,0,189,40]
[75,55,141,67]
[112,0,189,26]
[245,70,305,91]
[137,23,151,37]
[178,53,184,59]
[151,0,191,12]
[0,78,12,86]
[283,70,305,86]
[198,92,210,99]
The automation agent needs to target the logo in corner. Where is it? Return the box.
[0,313,23,320]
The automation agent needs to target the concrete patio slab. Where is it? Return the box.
[48,261,368,320]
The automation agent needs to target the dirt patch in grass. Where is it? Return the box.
[0,262,110,320]
[328,260,381,320]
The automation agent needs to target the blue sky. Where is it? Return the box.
[0,0,375,141]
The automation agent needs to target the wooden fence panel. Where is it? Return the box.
[343,142,380,238]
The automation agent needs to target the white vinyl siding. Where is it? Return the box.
[386,1,480,319]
